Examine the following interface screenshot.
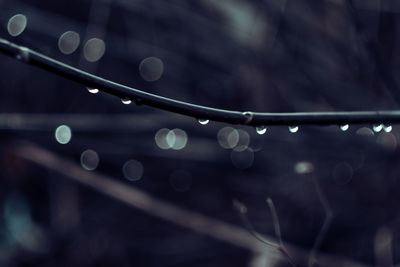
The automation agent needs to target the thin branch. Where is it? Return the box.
[1,38,400,126]
[12,142,368,267]
[309,176,334,267]
[266,197,297,267]
[233,199,279,249]
[346,0,400,106]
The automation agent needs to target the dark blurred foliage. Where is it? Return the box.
[1,0,400,266]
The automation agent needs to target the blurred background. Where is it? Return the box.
[0,0,400,266]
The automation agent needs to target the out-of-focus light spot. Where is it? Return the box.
[170,170,192,192]
[155,128,188,150]
[356,127,374,136]
[340,124,349,131]
[198,119,209,125]
[7,14,27,37]
[84,38,106,62]
[166,130,176,148]
[289,126,299,133]
[294,161,314,174]
[234,129,250,152]
[139,57,164,82]
[55,125,72,144]
[218,127,239,149]
[374,226,393,264]
[58,31,80,54]
[155,128,171,150]
[4,194,31,243]
[231,148,254,170]
[377,132,397,151]
[170,129,188,150]
[332,162,353,185]
[80,149,99,171]
[123,160,144,181]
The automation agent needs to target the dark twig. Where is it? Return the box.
[309,176,334,267]
[346,0,400,106]
[233,199,296,266]
[11,142,369,267]
[1,38,400,126]
[266,197,297,267]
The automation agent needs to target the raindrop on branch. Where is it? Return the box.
[242,111,253,124]
[198,119,209,125]
[121,98,132,105]
[87,87,99,94]
[16,47,30,62]
[288,126,299,133]
[383,125,392,133]
[256,126,267,135]
[340,124,349,131]
[373,124,383,133]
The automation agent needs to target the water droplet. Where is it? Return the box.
[242,111,253,124]
[288,126,299,133]
[256,126,267,135]
[373,124,383,132]
[198,119,209,125]
[121,98,132,105]
[340,124,349,131]
[87,87,99,94]
[16,47,30,62]
[383,125,392,133]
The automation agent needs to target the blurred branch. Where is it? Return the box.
[309,176,334,267]
[346,0,400,106]
[13,142,369,267]
[1,38,400,126]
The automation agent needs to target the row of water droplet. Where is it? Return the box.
[88,87,394,134]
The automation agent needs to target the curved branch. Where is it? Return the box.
[1,38,400,126]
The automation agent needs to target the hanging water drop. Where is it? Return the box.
[256,126,267,135]
[373,124,383,132]
[16,46,30,62]
[87,87,99,94]
[340,124,349,131]
[242,111,253,124]
[198,119,209,125]
[383,125,392,133]
[121,98,132,105]
[289,126,299,133]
